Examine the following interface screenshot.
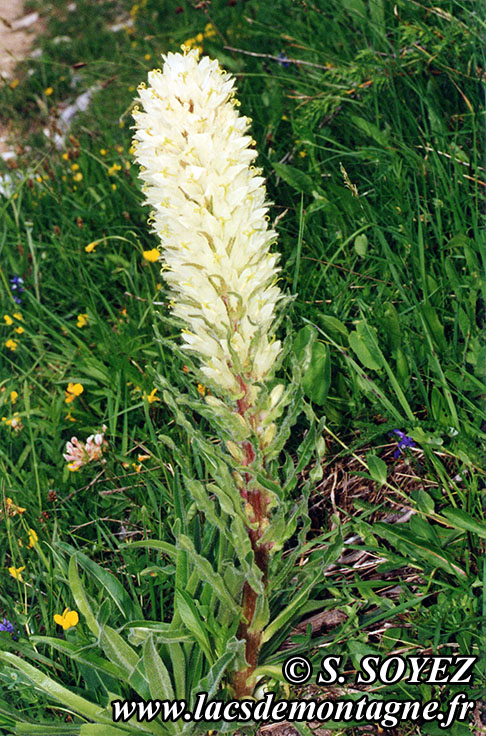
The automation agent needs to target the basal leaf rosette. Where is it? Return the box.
[132,49,282,409]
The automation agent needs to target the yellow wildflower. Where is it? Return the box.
[137,454,150,461]
[14,326,24,334]
[71,163,79,171]
[111,184,117,190]
[44,87,53,96]
[142,249,160,262]
[3,498,26,516]
[54,607,79,630]
[62,152,69,160]
[65,411,77,422]
[144,53,151,61]
[8,566,25,581]
[65,382,84,404]
[197,383,206,396]
[27,529,38,548]
[145,388,159,404]
[100,148,107,156]
[76,313,88,328]
[107,163,122,176]
[5,339,18,351]
[9,78,20,90]
[73,172,83,182]
[10,391,18,404]
[13,313,23,321]
[85,241,98,253]
[132,463,142,472]
[3,315,13,326]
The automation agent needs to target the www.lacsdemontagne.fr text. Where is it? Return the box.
[112,691,475,730]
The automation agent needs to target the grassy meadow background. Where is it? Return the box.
[0,0,485,733]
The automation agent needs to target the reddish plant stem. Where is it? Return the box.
[231,376,270,698]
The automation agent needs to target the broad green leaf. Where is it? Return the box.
[80,727,128,736]
[143,635,175,701]
[262,574,320,644]
[28,637,125,681]
[421,303,448,353]
[176,534,240,614]
[354,233,368,257]
[272,162,315,195]
[373,523,466,578]
[441,508,486,539]
[175,589,212,661]
[70,550,142,620]
[351,115,388,145]
[68,555,100,638]
[348,320,382,371]
[302,340,331,405]
[0,652,113,725]
[122,539,177,557]
[366,453,387,487]
[14,726,81,735]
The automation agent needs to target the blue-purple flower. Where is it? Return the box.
[10,276,25,304]
[391,430,416,458]
[277,52,290,68]
[0,617,15,635]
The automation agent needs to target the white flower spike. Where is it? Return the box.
[132,48,282,400]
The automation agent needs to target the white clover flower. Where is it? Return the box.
[132,49,282,401]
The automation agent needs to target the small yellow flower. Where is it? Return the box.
[62,152,69,160]
[3,498,26,516]
[3,315,13,326]
[65,382,84,404]
[10,391,18,404]
[299,150,307,158]
[8,566,25,581]
[54,607,79,630]
[144,388,159,404]
[132,463,142,472]
[76,313,88,328]
[27,529,38,549]
[9,78,20,90]
[100,148,107,156]
[85,241,98,253]
[107,163,122,176]
[71,163,79,171]
[36,175,43,183]
[5,339,18,351]
[44,87,53,96]
[13,313,23,321]
[137,454,151,461]
[111,184,117,190]
[73,172,83,182]
[142,249,160,262]
[14,326,24,334]
[65,411,77,422]
[195,33,204,43]
[197,383,206,396]
[144,53,151,61]
[115,145,124,153]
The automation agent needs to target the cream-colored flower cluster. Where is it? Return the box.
[132,49,282,399]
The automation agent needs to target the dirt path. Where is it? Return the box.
[0,0,43,152]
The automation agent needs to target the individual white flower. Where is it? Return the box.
[132,48,283,402]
